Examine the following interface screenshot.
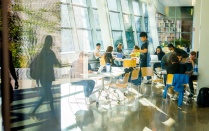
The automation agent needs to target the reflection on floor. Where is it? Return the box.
[5,81,209,131]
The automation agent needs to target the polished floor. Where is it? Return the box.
[2,80,209,131]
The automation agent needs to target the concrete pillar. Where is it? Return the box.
[192,0,201,51]
[196,0,209,89]
[96,0,113,49]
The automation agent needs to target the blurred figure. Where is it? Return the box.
[70,52,95,104]
[116,43,123,53]
[104,46,116,66]
[94,43,101,60]
[131,45,140,57]
[153,46,165,71]
[186,51,198,68]
[29,35,61,120]
[132,32,151,85]
[167,44,188,58]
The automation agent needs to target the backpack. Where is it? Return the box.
[197,87,209,107]
[29,55,40,80]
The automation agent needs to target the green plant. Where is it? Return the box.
[172,38,190,48]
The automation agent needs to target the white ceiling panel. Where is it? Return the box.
[159,0,193,6]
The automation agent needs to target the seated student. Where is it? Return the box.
[173,52,197,97]
[115,43,125,67]
[166,55,186,100]
[167,43,188,58]
[167,55,185,74]
[104,46,117,66]
[186,51,198,97]
[94,43,102,60]
[70,52,95,104]
[153,46,165,71]
[131,45,140,57]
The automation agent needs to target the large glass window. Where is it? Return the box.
[72,0,87,6]
[126,31,135,49]
[77,30,93,50]
[107,0,118,11]
[109,12,121,30]
[73,7,90,29]
[121,0,130,13]
[112,31,123,48]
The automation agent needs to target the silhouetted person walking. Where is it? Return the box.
[29,35,61,120]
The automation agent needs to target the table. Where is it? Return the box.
[81,67,125,107]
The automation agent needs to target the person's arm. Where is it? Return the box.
[134,48,148,53]
[94,50,101,58]
[9,51,19,89]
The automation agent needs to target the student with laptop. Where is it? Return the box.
[153,46,165,71]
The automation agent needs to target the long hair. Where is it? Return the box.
[106,46,113,53]
[156,46,162,52]
[104,46,113,60]
[43,35,53,49]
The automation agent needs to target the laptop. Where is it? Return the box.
[116,53,123,58]
[150,55,159,61]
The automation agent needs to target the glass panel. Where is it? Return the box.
[91,0,97,8]
[132,1,140,15]
[144,17,149,32]
[61,29,75,52]
[72,0,87,6]
[61,4,71,27]
[96,30,104,50]
[142,3,148,17]
[112,31,123,49]
[123,14,132,31]
[126,32,135,49]
[73,6,90,28]
[121,0,129,13]
[93,10,100,29]
[135,16,142,32]
[107,0,118,11]
[109,12,121,30]
[77,30,93,51]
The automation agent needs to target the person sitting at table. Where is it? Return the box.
[115,43,125,67]
[153,46,165,71]
[167,43,188,58]
[186,51,198,97]
[70,52,95,104]
[94,43,102,60]
[104,46,117,67]
[131,45,140,57]
[166,55,187,100]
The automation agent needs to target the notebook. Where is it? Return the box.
[150,55,158,61]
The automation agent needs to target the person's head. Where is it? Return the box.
[190,51,197,60]
[171,55,179,64]
[117,43,123,49]
[140,32,147,42]
[156,46,162,54]
[134,45,140,50]
[167,44,175,52]
[78,51,88,61]
[106,46,113,53]
[96,43,101,50]
[176,51,182,61]
[43,35,53,49]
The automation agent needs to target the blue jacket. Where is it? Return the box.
[172,74,189,92]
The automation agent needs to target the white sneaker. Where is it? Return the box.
[85,97,90,104]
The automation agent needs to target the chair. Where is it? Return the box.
[163,74,189,106]
[123,59,136,68]
[107,72,130,104]
[100,57,106,66]
[141,67,154,96]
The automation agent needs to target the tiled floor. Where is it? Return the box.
[2,80,209,131]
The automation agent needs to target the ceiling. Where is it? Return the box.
[158,0,193,6]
